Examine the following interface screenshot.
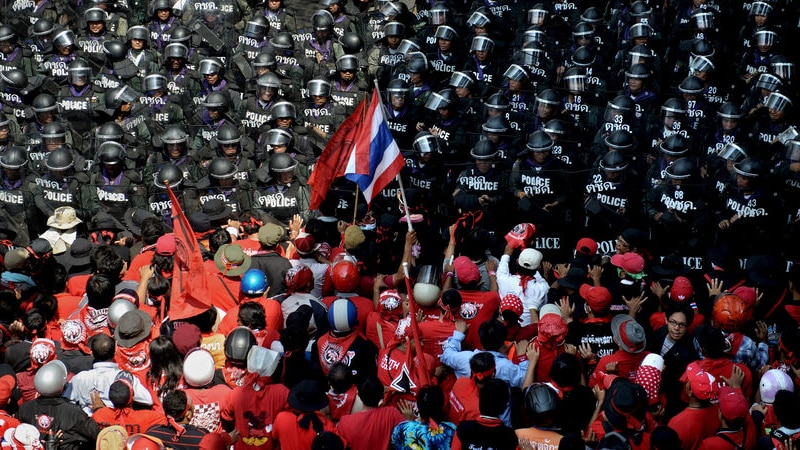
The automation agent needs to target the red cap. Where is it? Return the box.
[733,286,757,310]
[0,375,15,406]
[579,284,612,311]
[453,256,481,285]
[611,252,645,274]
[575,237,598,256]
[670,276,694,302]
[680,362,718,401]
[293,234,318,255]
[155,233,176,256]
[500,294,523,317]
[718,386,749,421]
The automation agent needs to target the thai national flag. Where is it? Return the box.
[344,89,405,203]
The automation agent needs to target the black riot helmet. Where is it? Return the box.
[470,139,498,160]
[386,78,411,99]
[659,133,690,156]
[307,78,332,97]
[733,157,766,178]
[484,92,510,111]
[45,148,75,171]
[244,15,269,40]
[264,128,293,148]
[413,131,439,154]
[717,102,744,120]
[600,150,629,172]
[97,141,126,165]
[203,91,230,112]
[84,7,108,24]
[678,75,704,95]
[0,69,28,92]
[269,152,297,173]
[53,30,76,50]
[208,157,238,179]
[665,157,696,180]
[542,119,567,137]
[224,327,257,364]
[270,101,297,121]
[335,55,359,72]
[41,122,67,142]
[482,115,510,134]
[96,122,124,146]
[103,40,127,62]
[161,125,189,145]
[32,19,55,37]
[338,32,364,53]
[164,43,189,59]
[126,26,149,43]
[143,73,168,93]
[169,25,192,44]
[526,130,554,152]
[105,85,140,110]
[198,58,224,76]
[0,26,16,44]
[0,147,27,170]
[216,123,242,146]
[252,51,277,70]
[605,129,634,151]
[154,163,184,189]
[271,32,294,50]
[67,59,91,86]
[32,94,59,113]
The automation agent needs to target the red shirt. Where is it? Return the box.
[591,351,649,387]
[237,239,262,256]
[272,411,340,450]
[185,384,232,433]
[458,290,500,350]
[364,312,398,350]
[694,358,754,401]
[67,274,91,297]
[668,406,720,450]
[447,377,479,425]
[217,298,283,336]
[418,318,456,358]
[92,407,166,435]
[124,250,155,282]
[207,275,241,312]
[220,382,289,450]
[55,292,82,320]
[337,406,405,450]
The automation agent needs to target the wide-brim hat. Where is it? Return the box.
[47,206,82,230]
[124,208,157,236]
[201,199,233,221]
[288,379,328,413]
[113,310,153,348]
[89,212,126,232]
[214,244,251,277]
[611,314,646,354]
[60,238,94,268]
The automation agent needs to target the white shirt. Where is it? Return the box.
[496,254,548,326]
[64,361,153,416]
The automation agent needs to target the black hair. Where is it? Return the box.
[650,425,682,450]
[695,324,726,359]
[238,301,266,330]
[664,301,694,328]
[152,253,174,277]
[239,211,262,235]
[23,308,46,339]
[32,293,58,323]
[163,390,189,420]
[357,375,384,408]
[280,325,310,353]
[140,217,167,245]
[774,390,800,428]
[417,385,445,422]
[85,274,115,309]
[469,351,496,376]
[478,320,507,352]
[328,362,353,394]
[91,333,116,361]
[209,229,232,254]
[479,378,510,417]
[0,291,21,326]
[441,288,463,310]
[92,246,124,282]
[51,263,69,294]
[188,307,217,333]
[550,353,582,389]
[311,432,345,450]
[147,336,183,397]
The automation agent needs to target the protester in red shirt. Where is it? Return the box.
[444,256,501,350]
[447,351,495,424]
[322,260,373,334]
[182,349,231,434]
[92,378,166,435]
[272,380,341,450]
[701,385,757,450]
[377,316,437,409]
[667,362,721,450]
[220,346,289,450]
[591,314,649,387]
[365,289,404,349]
[337,375,405,450]
[217,269,283,336]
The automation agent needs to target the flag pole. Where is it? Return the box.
[403,261,431,386]
[373,79,414,232]
[352,185,359,224]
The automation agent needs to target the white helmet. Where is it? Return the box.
[108,299,137,328]
[34,360,68,396]
[183,349,215,387]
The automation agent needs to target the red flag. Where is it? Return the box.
[167,186,211,321]
[307,96,368,211]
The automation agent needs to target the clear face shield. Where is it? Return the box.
[785,140,800,162]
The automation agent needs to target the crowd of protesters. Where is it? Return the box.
[0,0,799,447]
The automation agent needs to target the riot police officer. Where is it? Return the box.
[87,141,145,217]
[453,137,509,229]
[29,148,89,227]
[584,150,642,240]
[253,153,309,223]
[196,156,253,214]
[0,147,36,245]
